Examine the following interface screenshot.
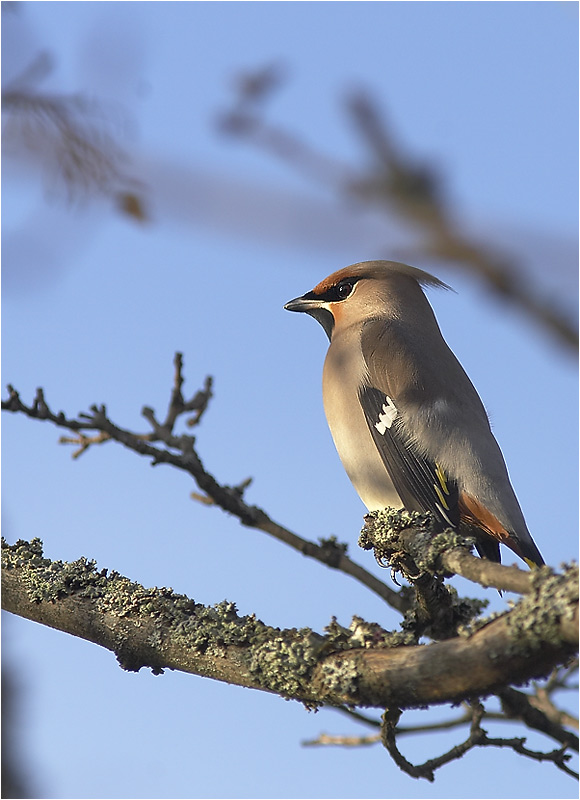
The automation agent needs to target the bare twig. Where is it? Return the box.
[312,696,571,749]
[218,63,351,191]
[498,686,579,751]
[1,356,407,613]
[480,737,578,779]
[2,353,577,621]
[59,431,111,459]
[380,698,578,782]
[530,664,580,734]
[306,706,476,747]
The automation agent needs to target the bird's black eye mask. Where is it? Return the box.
[305,278,358,304]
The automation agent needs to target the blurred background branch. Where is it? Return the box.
[218,64,577,351]
[3,49,576,351]
[2,51,147,221]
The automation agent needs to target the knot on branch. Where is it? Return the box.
[316,536,348,568]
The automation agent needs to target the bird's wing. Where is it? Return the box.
[358,318,461,529]
[358,384,459,529]
[359,319,543,566]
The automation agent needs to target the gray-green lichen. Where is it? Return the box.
[248,629,325,697]
[456,608,505,638]
[317,656,361,697]
[506,563,578,652]
[3,538,323,691]
[325,615,416,649]
[401,582,488,638]
[359,507,427,549]
[359,508,476,576]
[313,616,417,697]
[2,537,108,603]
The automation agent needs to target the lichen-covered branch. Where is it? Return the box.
[1,537,325,696]
[2,539,577,714]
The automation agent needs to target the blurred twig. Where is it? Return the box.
[2,56,147,221]
[219,63,351,189]
[219,66,577,351]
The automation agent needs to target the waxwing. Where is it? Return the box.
[284,260,544,568]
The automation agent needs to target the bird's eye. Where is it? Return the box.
[333,280,355,301]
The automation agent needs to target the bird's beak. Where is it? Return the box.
[284,294,323,313]
[284,293,334,340]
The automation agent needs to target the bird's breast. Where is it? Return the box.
[321,335,402,511]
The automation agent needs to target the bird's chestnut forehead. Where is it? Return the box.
[311,267,365,296]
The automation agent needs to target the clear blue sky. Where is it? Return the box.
[2,3,578,799]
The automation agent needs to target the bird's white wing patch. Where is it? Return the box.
[374,396,398,434]
[359,384,460,529]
